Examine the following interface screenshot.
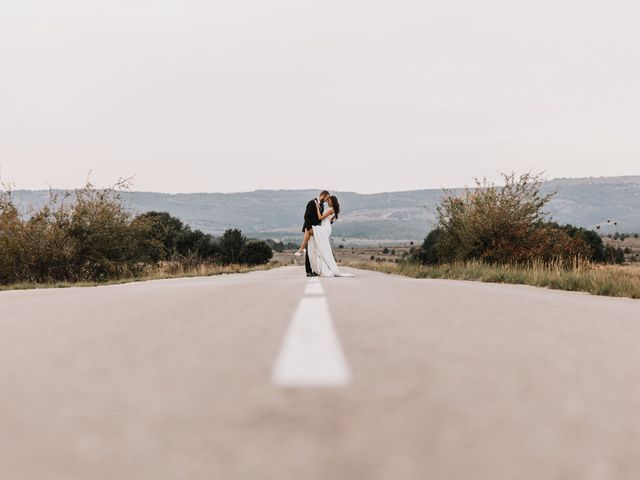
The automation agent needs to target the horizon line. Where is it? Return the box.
[4,174,640,196]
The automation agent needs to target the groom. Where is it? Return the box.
[302,190,330,277]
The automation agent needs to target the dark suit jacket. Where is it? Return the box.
[302,198,324,232]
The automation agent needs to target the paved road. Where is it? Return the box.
[1,266,640,480]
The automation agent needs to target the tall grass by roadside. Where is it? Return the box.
[345,260,640,299]
[0,261,282,292]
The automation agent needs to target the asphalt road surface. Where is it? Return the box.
[2,266,640,480]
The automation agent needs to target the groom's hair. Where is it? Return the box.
[320,190,330,198]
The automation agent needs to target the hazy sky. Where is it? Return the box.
[1,0,638,193]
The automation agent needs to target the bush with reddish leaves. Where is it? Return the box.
[425,173,597,266]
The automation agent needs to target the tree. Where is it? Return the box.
[558,224,605,262]
[239,240,273,265]
[418,228,442,265]
[135,212,183,247]
[219,229,246,264]
[176,228,220,260]
[131,211,222,262]
[132,211,185,261]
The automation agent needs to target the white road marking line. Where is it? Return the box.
[272,280,351,387]
[304,281,324,296]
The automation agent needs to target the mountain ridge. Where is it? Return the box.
[7,175,640,242]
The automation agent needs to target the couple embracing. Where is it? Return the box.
[294,190,352,278]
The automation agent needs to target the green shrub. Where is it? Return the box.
[604,245,625,264]
[558,224,605,262]
[219,229,246,264]
[178,228,220,259]
[418,228,442,265]
[0,181,267,285]
[132,211,185,260]
[239,240,273,265]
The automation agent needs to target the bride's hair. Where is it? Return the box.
[329,195,340,220]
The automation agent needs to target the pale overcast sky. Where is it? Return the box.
[1,0,638,193]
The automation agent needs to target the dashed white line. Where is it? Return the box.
[304,280,324,296]
[272,279,351,387]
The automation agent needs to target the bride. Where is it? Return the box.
[295,195,348,277]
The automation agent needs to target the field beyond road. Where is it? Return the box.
[1,266,640,479]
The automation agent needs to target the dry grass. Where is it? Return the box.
[0,261,281,292]
[346,260,640,299]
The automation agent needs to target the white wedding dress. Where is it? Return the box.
[307,204,353,277]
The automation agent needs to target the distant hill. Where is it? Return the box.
[8,176,640,243]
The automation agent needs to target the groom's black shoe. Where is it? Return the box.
[306,272,319,277]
